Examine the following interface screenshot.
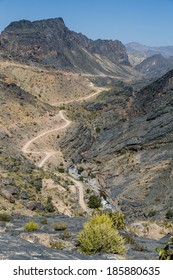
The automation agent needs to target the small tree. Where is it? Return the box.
[88,195,101,209]
[165,209,173,220]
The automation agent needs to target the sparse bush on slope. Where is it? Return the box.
[77,213,126,255]
[108,211,126,230]
[24,221,39,231]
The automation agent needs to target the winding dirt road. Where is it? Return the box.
[22,110,71,168]
[22,86,106,213]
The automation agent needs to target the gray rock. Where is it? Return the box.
[2,185,19,198]
[20,190,29,200]
[20,200,44,211]
[0,189,15,203]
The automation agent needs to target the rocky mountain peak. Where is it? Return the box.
[0,17,131,75]
[3,17,66,31]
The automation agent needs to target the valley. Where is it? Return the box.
[0,18,173,260]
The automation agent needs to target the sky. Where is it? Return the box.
[0,0,173,46]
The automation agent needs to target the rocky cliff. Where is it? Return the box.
[0,18,132,76]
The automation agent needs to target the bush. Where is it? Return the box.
[109,212,126,230]
[78,166,84,174]
[77,213,126,255]
[156,236,173,260]
[95,126,101,133]
[50,240,64,250]
[60,231,72,239]
[79,176,84,181]
[88,195,101,209]
[0,212,11,222]
[53,222,67,231]
[24,221,39,231]
[45,196,55,213]
[40,218,48,225]
[58,167,65,173]
[165,209,173,219]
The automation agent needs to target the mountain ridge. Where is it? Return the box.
[0,18,135,78]
[0,18,173,260]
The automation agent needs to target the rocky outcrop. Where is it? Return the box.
[0,215,117,260]
[0,214,167,259]
[0,18,131,75]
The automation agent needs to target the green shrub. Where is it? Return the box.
[58,167,65,173]
[95,126,101,133]
[45,196,55,213]
[109,212,126,230]
[50,240,64,250]
[78,166,84,174]
[77,213,126,255]
[59,106,65,110]
[86,188,91,194]
[53,222,67,231]
[24,221,39,231]
[79,176,84,181]
[60,231,72,239]
[156,236,173,260]
[34,178,42,192]
[40,218,48,225]
[88,195,101,209]
[165,209,173,219]
[0,212,11,222]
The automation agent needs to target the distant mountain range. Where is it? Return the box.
[126,42,173,78]
[126,42,173,58]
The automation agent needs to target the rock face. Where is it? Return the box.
[0,18,131,75]
[135,54,173,78]
[0,214,167,260]
[61,70,173,221]
[0,215,117,260]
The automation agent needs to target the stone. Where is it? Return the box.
[20,200,44,211]
[2,185,19,198]
[0,189,15,203]
[19,190,29,200]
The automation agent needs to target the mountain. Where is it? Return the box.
[135,54,173,78]
[126,42,173,68]
[126,42,173,78]
[126,42,173,58]
[1,18,172,260]
[60,69,173,221]
[0,18,137,78]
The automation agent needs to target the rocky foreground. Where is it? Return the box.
[0,214,170,260]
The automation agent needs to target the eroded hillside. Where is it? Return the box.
[60,71,173,221]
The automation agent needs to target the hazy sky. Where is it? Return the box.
[0,0,173,46]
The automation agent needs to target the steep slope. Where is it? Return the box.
[135,54,173,78]
[0,69,90,217]
[0,18,137,78]
[60,70,173,221]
